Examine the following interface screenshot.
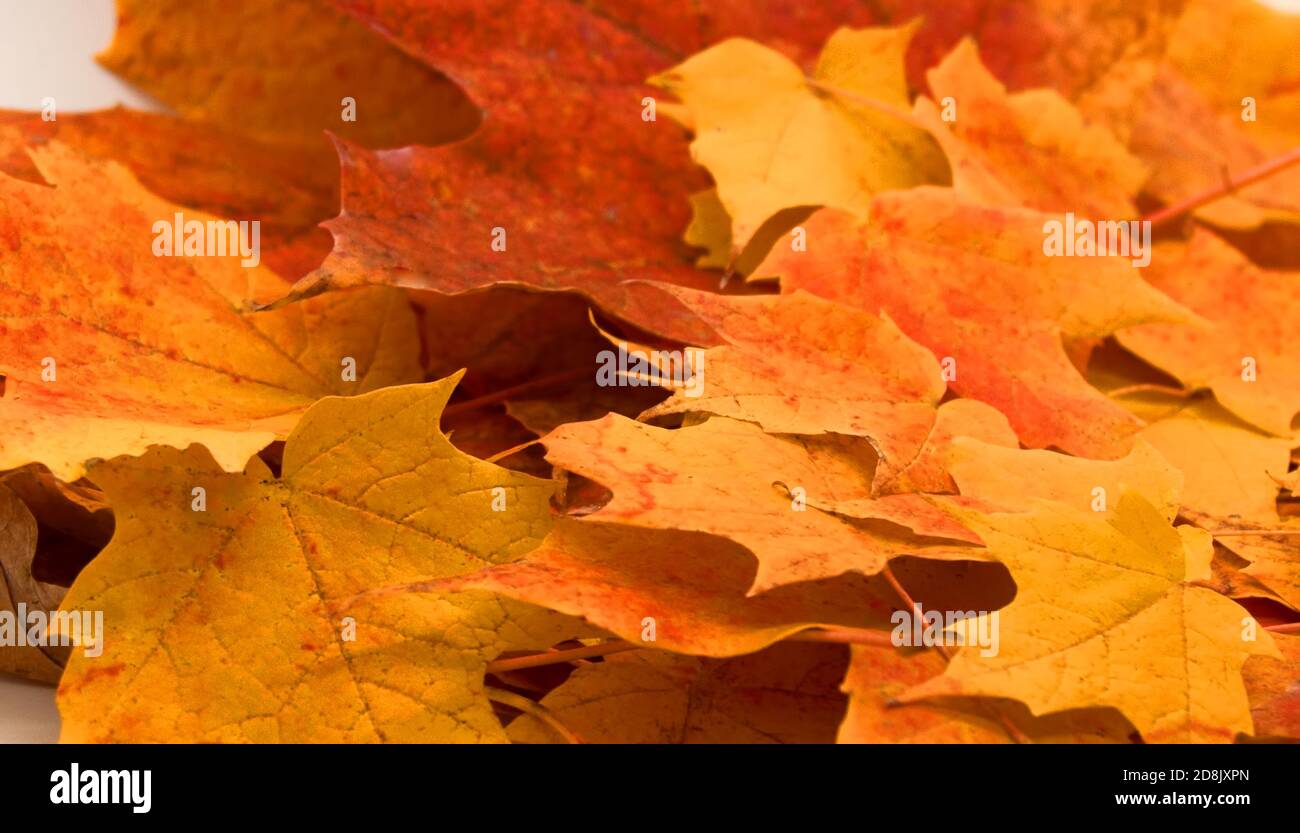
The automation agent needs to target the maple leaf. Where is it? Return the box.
[1123,0,1300,233]
[381,522,1019,668]
[6,0,1298,750]
[1165,0,1300,152]
[648,21,947,255]
[542,414,979,593]
[54,376,584,742]
[1198,518,1300,615]
[1129,66,1300,230]
[839,645,1136,743]
[434,520,895,657]
[1243,633,1300,740]
[756,188,1195,458]
[274,135,734,345]
[0,143,421,480]
[1134,398,1293,524]
[1117,231,1300,437]
[947,436,1184,521]
[98,0,479,149]
[0,465,114,555]
[1087,348,1293,526]
[0,484,69,684]
[630,285,965,488]
[869,0,1189,124]
[0,108,339,279]
[913,39,1147,216]
[682,189,814,276]
[507,643,849,744]
[254,0,891,340]
[904,493,1279,743]
[629,284,1021,494]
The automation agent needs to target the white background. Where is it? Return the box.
[1,0,1298,743]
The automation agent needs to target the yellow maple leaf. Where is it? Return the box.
[904,493,1279,743]
[1136,399,1292,524]
[1117,230,1300,437]
[54,377,581,742]
[839,645,1135,744]
[948,436,1184,521]
[650,22,947,255]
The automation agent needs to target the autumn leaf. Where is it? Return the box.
[1165,0,1300,151]
[1129,67,1300,231]
[507,643,849,744]
[839,645,1136,743]
[869,0,1188,132]
[649,21,947,255]
[256,0,899,341]
[1088,348,1293,526]
[54,376,587,742]
[98,0,479,149]
[947,436,1184,520]
[434,521,896,657]
[0,142,421,480]
[631,285,963,489]
[0,108,340,279]
[913,39,1147,216]
[276,135,736,344]
[4,0,1299,750]
[756,188,1195,458]
[1117,230,1300,437]
[1244,633,1300,740]
[375,521,1018,669]
[542,414,985,592]
[1199,518,1300,615]
[1134,398,1293,523]
[0,484,69,684]
[905,493,1279,743]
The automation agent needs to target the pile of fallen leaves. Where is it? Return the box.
[1,0,1299,744]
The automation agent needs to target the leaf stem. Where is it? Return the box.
[442,367,589,419]
[1141,147,1300,229]
[487,640,639,673]
[487,439,542,463]
[1107,383,1191,399]
[880,564,1031,744]
[486,626,897,676]
[785,627,894,647]
[486,687,583,743]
